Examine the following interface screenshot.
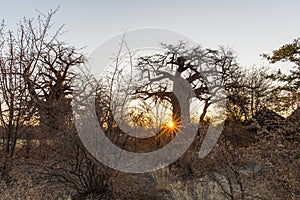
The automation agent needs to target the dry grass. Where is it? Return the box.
[0,176,71,200]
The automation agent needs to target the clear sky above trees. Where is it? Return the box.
[1,0,300,71]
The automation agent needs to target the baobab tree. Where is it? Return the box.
[134,42,240,129]
[0,9,86,161]
[13,10,86,141]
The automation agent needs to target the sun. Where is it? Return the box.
[167,121,175,128]
[162,119,180,138]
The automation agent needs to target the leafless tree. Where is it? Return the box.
[0,9,85,159]
[16,11,85,142]
[0,20,36,181]
[226,66,273,121]
[134,42,240,136]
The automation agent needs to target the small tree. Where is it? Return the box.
[226,66,273,121]
[262,38,300,111]
[0,21,36,181]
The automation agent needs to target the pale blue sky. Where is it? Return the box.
[1,0,300,69]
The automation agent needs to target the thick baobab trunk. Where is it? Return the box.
[38,98,71,148]
[40,104,62,130]
[171,72,191,124]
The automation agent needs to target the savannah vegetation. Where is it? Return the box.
[0,10,299,199]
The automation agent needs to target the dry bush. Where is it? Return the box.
[151,166,171,191]
[38,142,113,200]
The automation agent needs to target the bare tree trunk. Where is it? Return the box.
[171,72,191,124]
[199,99,211,123]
